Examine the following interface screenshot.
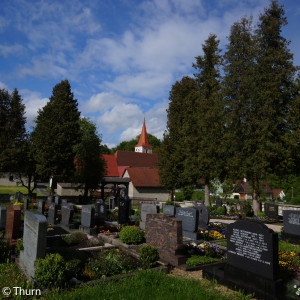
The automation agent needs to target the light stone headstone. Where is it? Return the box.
[47,203,58,225]
[38,200,45,215]
[19,211,47,280]
[139,203,159,230]
[61,204,74,226]
[81,205,95,228]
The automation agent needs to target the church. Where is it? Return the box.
[101,119,169,203]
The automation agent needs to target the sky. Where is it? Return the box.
[0,0,299,148]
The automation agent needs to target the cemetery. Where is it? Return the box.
[0,189,299,299]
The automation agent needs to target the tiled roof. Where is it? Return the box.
[238,180,272,194]
[102,154,119,177]
[114,150,158,168]
[135,119,152,148]
[126,167,161,187]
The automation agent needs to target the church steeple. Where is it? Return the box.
[135,118,152,153]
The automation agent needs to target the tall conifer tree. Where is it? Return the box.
[32,80,81,194]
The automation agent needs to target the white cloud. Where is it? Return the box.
[0,44,23,57]
[0,81,8,89]
[20,89,48,128]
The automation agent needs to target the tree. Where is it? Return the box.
[185,34,225,206]
[159,76,198,200]
[248,1,297,214]
[74,118,106,203]
[32,80,81,195]
[0,88,26,172]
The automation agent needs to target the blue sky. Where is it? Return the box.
[0,0,299,148]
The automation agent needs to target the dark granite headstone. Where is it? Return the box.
[264,203,279,220]
[282,210,300,244]
[163,205,176,216]
[61,204,74,226]
[194,202,210,229]
[109,197,116,209]
[216,197,222,208]
[0,206,7,229]
[47,203,58,225]
[81,205,95,228]
[98,202,107,225]
[15,191,23,202]
[145,213,186,266]
[24,198,29,210]
[203,219,283,300]
[61,199,68,206]
[140,203,159,230]
[38,200,45,215]
[175,207,198,232]
[118,198,130,224]
[5,206,21,243]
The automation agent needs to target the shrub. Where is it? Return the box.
[0,233,10,263]
[66,259,83,279]
[229,206,236,215]
[243,202,254,217]
[257,212,265,217]
[139,245,159,269]
[35,253,67,288]
[62,231,87,246]
[15,238,24,256]
[216,206,226,215]
[84,249,136,279]
[119,226,144,245]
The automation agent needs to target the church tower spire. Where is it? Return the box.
[135,118,152,153]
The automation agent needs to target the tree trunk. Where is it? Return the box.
[252,181,261,215]
[168,189,174,202]
[204,180,210,206]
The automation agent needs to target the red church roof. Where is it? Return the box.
[126,167,161,187]
[114,150,158,168]
[102,154,119,177]
[135,119,152,148]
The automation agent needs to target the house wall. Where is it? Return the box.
[56,184,86,197]
[0,173,33,187]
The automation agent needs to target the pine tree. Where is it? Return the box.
[74,117,106,203]
[159,76,197,200]
[32,80,81,194]
[247,0,297,214]
[185,34,225,206]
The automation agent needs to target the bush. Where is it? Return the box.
[243,202,254,217]
[229,206,236,215]
[84,249,136,279]
[15,238,24,256]
[257,212,265,217]
[119,226,144,245]
[216,206,226,215]
[66,259,83,279]
[35,253,67,288]
[139,245,159,269]
[0,233,10,263]
[62,231,87,246]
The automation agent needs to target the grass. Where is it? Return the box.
[279,240,300,253]
[0,186,44,196]
[186,255,223,266]
[46,269,251,300]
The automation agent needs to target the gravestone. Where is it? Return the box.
[203,219,283,300]
[24,198,29,210]
[215,197,222,208]
[140,203,159,230]
[118,198,131,224]
[19,211,47,280]
[79,205,96,235]
[5,206,21,243]
[0,206,7,229]
[282,210,300,244]
[15,191,23,202]
[194,202,210,229]
[98,202,107,225]
[264,203,279,220]
[61,204,74,228]
[61,199,68,206]
[145,213,186,266]
[47,196,54,206]
[55,196,61,206]
[38,200,45,215]
[109,197,116,209]
[163,205,176,216]
[47,203,58,225]
[175,207,199,239]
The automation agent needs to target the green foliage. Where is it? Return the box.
[15,238,24,256]
[35,253,67,288]
[84,249,136,279]
[0,232,10,263]
[139,245,160,269]
[62,231,87,246]
[73,117,106,203]
[186,255,221,266]
[229,206,236,215]
[32,80,81,191]
[65,259,83,279]
[257,212,265,217]
[119,226,144,245]
[216,206,226,215]
[242,202,254,217]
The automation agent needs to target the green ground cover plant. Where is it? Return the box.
[119,226,144,244]
[186,255,222,266]
[139,245,159,269]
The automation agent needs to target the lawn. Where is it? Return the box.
[0,186,43,196]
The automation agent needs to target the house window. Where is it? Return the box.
[9,175,14,181]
